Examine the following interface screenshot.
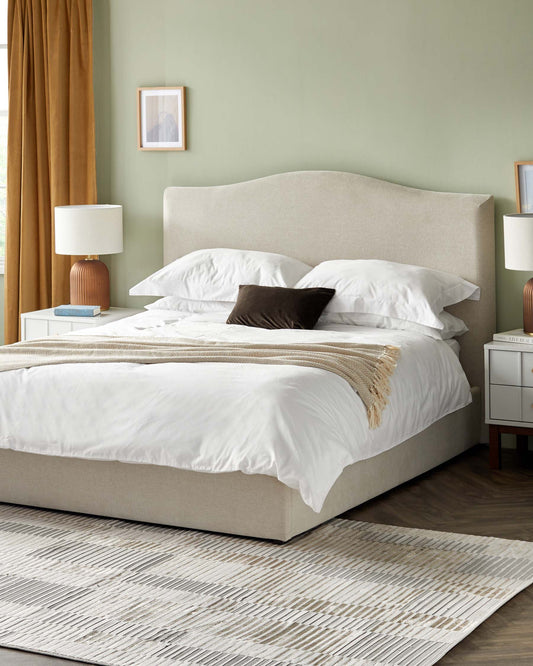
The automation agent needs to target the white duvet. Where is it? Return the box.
[0,310,471,512]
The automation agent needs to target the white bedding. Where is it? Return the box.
[0,310,471,512]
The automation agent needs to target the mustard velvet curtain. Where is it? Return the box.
[4,0,97,344]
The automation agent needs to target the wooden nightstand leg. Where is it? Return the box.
[517,434,529,461]
[489,425,501,469]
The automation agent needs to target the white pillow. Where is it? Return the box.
[295,259,479,330]
[130,248,312,300]
[145,296,234,313]
[319,311,468,340]
[147,296,467,341]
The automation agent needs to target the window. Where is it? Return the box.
[0,0,6,274]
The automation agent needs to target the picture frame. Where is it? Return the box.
[514,161,533,213]
[137,86,186,151]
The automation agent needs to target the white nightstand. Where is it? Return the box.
[484,339,533,469]
[20,307,143,342]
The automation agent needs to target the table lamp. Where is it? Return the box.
[503,213,533,334]
[55,205,123,311]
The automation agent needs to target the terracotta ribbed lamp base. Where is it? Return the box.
[70,258,110,311]
[524,278,533,335]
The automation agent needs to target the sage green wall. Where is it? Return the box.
[93,0,533,330]
[0,276,3,344]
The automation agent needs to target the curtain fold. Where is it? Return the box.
[4,0,96,344]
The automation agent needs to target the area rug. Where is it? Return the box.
[0,504,532,666]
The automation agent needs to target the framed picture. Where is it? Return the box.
[514,161,533,213]
[137,86,186,151]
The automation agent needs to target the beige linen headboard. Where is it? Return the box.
[164,170,495,392]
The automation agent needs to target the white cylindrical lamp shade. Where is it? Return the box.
[55,205,123,256]
[503,214,533,271]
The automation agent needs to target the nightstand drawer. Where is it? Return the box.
[489,350,521,386]
[48,320,74,336]
[521,353,533,387]
[490,384,521,421]
[24,319,49,341]
[71,321,96,331]
[521,387,533,422]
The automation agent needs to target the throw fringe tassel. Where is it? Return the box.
[367,345,401,429]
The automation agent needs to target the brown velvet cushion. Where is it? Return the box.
[226,285,335,330]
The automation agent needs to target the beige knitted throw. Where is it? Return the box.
[0,336,400,428]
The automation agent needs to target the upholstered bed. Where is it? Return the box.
[0,171,495,541]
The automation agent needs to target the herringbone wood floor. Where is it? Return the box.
[1,444,532,665]
[345,444,533,664]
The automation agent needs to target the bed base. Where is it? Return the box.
[0,389,479,541]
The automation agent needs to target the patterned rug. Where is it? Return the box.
[0,504,532,666]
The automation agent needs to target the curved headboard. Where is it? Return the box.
[164,170,495,392]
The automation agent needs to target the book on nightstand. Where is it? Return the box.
[493,329,533,345]
[54,305,101,317]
